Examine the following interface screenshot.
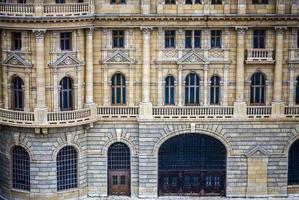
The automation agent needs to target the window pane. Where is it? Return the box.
[13,146,30,191]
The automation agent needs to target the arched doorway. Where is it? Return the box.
[108,142,131,196]
[158,133,226,196]
[288,139,299,185]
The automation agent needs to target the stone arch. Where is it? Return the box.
[57,73,76,85]
[283,128,299,155]
[102,138,137,156]
[152,126,232,157]
[9,143,33,161]
[52,142,82,161]
[8,73,26,85]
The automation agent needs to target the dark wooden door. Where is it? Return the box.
[108,170,130,196]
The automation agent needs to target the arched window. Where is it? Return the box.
[296,76,299,105]
[108,142,131,196]
[210,75,220,105]
[60,77,73,111]
[12,146,30,191]
[185,73,200,105]
[57,146,77,191]
[250,72,266,105]
[165,75,175,105]
[111,73,126,105]
[288,139,299,185]
[12,76,24,110]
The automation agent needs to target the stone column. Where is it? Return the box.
[139,27,153,119]
[33,29,47,124]
[128,65,134,106]
[52,69,59,111]
[178,65,183,106]
[234,27,247,118]
[288,65,295,106]
[3,67,8,109]
[157,65,163,106]
[223,64,229,106]
[141,0,150,14]
[102,65,109,106]
[24,72,30,112]
[238,0,246,14]
[272,27,285,118]
[276,0,285,14]
[203,64,208,106]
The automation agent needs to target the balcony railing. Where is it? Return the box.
[0,3,34,16]
[247,106,272,118]
[246,49,274,63]
[43,3,89,16]
[0,108,34,125]
[285,106,299,118]
[153,106,234,119]
[97,106,139,119]
[47,108,91,125]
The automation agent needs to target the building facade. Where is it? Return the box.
[0,0,299,199]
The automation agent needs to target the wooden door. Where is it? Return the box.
[108,170,130,195]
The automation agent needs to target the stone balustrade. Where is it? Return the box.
[0,108,34,125]
[246,48,274,63]
[247,106,272,118]
[47,108,91,125]
[97,106,139,119]
[43,3,90,16]
[285,106,299,118]
[0,3,34,16]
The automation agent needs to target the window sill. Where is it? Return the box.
[11,188,30,194]
[57,187,79,194]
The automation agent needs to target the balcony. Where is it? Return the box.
[285,106,299,118]
[43,3,90,16]
[247,106,272,118]
[97,106,139,119]
[0,3,34,16]
[246,49,275,64]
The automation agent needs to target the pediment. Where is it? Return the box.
[246,146,270,157]
[177,50,208,65]
[104,50,135,64]
[50,54,83,67]
[2,53,32,67]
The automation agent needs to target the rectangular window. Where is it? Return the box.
[11,32,22,51]
[112,30,124,48]
[55,0,65,3]
[253,30,266,48]
[185,30,201,49]
[211,30,221,48]
[60,32,72,51]
[111,0,126,4]
[165,30,176,48]
[252,0,268,4]
[194,30,201,48]
[185,30,192,48]
[165,0,176,4]
[17,0,26,3]
[211,0,222,4]
[186,0,201,4]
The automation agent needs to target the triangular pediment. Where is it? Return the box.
[246,146,269,157]
[50,54,83,67]
[104,50,135,64]
[177,50,208,64]
[2,53,31,67]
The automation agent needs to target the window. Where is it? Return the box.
[165,75,175,105]
[253,30,266,49]
[250,72,266,105]
[297,30,299,48]
[112,30,124,48]
[57,146,77,191]
[252,0,268,4]
[185,0,201,4]
[111,0,126,4]
[211,0,222,4]
[288,139,299,185]
[60,77,73,111]
[165,30,176,48]
[12,77,24,111]
[60,32,72,51]
[111,73,126,105]
[210,76,220,105]
[211,30,222,48]
[11,32,22,51]
[108,143,130,170]
[185,73,200,105]
[185,30,201,49]
[55,0,65,3]
[12,146,30,191]
[296,76,299,105]
[165,0,176,4]
[17,0,26,3]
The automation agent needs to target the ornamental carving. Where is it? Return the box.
[177,50,208,64]
[104,50,135,64]
[50,54,83,67]
[2,53,32,67]
[209,50,224,58]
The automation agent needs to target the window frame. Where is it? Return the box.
[185,0,201,4]
[185,73,200,106]
[210,30,222,49]
[185,30,201,49]
[165,0,176,4]
[165,30,176,49]
[112,30,125,48]
[60,32,72,51]
[210,75,220,105]
[165,75,176,105]
[253,30,266,49]
[12,76,24,111]
[250,72,266,105]
[111,73,126,105]
[12,146,30,191]
[11,32,22,51]
[252,0,268,4]
[211,0,222,4]
[59,77,73,111]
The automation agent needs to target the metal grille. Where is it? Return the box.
[57,146,77,191]
[12,146,30,191]
[108,143,130,170]
[288,139,299,185]
[158,133,226,170]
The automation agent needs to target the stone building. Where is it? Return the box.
[0,0,299,199]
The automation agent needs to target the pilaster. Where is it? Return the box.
[223,64,229,106]
[141,0,150,14]
[178,65,183,106]
[157,64,163,106]
[276,0,285,14]
[238,0,246,14]
[85,27,95,108]
[203,64,208,106]
[288,65,295,106]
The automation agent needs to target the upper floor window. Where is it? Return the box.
[211,30,221,48]
[57,146,77,191]
[210,75,220,105]
[185,73,200,105]
[211,0,222,4]
[296,76,299,105]
[55,0,65,3]
[252,0,268,4]
[12,76,24,111]
[12,146,30,191]
[165,30,176,48]
[165,75,175,105]
[17,0,26,3]
[250,72,266,105]
[60,32,72,51]
[165,0,176,4]
[253,30,266,48]
[185,0,201,4]
[11,32,22,51]
[111,73,126,105]
[111,0,126,4]
[60,77,73,111]
[185,30,201,49]
[113,30,124,48]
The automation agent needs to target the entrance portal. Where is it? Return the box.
[158,133,226,196]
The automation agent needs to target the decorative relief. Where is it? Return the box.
[104,50,135,64]
[209,49,224,58]
[50,53,83,67]
[177,50,207,64]
[2,53,32,67]
[162,49,178,59]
